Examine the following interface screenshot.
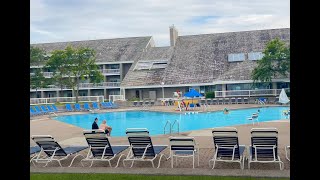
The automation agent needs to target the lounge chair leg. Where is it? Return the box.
[278,156,284,170]
[89,160,94,167]
[171,155,174,168]
[44,160,51,167]
[175,156,177,166]
[212,160,216,169]
[30,155,37,167]
[115,154,125,168]
[193,152,195,169]
[31,160,37,167]
[151,161,155,168]
[68,154,85,167]
[192,156,194,169]
[108,160,112,167]
[80,160,85,167]
[157,154,166,168]
[57,160,62,167]
[198,152,200,166]
[130,160,134,168]
[285,147,290,161]
[242,157,245,170]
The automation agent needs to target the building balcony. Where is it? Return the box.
[30,72,54,78]
[30,69,120,78]
[78,82,121,88]
[30,82,121,91]
[99,69,120,75]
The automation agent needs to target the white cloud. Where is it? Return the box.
[30,0,290,46]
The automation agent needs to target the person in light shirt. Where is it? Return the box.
[99,119,112,136]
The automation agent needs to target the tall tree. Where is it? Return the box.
[30,46,49,98]
[251,38,290,83]
[45,50,71,97]
[46,46,104,102]
[30,46,46,65]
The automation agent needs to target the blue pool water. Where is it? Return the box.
[53,106,290,137]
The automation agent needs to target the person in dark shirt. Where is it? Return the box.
[92,117,99,130]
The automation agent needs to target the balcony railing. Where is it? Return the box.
[30,82,121,90]
[30,72,54,78]
[78,82,120,88]
[215,88,289,97]
[31,69,120,77]
[100,69,120,74]
[30,96,104,105]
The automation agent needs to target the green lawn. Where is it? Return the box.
[30,173,289,180]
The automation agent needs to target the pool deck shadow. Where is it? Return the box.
[30,104,290,177]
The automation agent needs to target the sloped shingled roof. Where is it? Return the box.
[31,36,152,63]
[162,28,290,85]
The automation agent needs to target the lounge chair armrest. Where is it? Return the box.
[252,145,277,161]
[215,144,237,160]
[131,144,151,159]
[216,144,238,149]
[252,145,276,149]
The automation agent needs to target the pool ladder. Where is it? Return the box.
[163,120,180,135]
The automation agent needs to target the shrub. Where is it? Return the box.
[205,91,215,98]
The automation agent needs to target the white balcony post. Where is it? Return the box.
[161,82,165,99]
[221,84,226,98]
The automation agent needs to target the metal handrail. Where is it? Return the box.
[164,120,171,134]
[171,120,180,134]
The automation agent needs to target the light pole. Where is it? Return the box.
[161,82,165,99]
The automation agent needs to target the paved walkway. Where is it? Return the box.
[30,104,290,177]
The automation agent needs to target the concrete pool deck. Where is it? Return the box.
[30,104,290,177]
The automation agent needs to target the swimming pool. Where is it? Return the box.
[53,106,289,137]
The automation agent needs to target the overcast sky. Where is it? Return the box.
[31,0,290,47]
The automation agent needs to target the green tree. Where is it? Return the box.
[251,38,290,83]
[30,46,46,65]
[30,46,49,97]
[45,50,72,97]
[46,46,103,102]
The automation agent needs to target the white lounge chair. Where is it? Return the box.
[123,128,168,168]
[31,135,87,167]
[168,136,199,168]
[209,128,245,169]
[247,128,284,170]
[81,130,129,168]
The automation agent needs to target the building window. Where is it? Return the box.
[134,59,168,70]
[135,90,140,98]
[204,85,216,93]
[248,52,264,61]
[226,83,272,90]
[277,82,290,89]
[79,92,87,96]
[216,85,222,91]
[228,53,245,62]
[110,64,120,69]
